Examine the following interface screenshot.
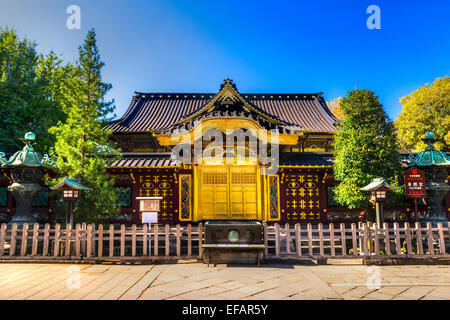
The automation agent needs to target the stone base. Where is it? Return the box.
[202,249,263,265]
[364,256,450,266]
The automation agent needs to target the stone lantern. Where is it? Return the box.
[0,132,55,226]
[408,132,450,226]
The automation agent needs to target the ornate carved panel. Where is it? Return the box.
[179,175,192,220]
[268,175,280,220]
[138,172,175,222]
[281,169,325,222]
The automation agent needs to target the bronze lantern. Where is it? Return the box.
[361,178,398,227]
[50,177,89,225]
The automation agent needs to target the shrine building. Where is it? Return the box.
[104,79,350,225]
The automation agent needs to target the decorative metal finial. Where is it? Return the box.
[0,132,56,167]
[220,78,237,91]
[422,131,436,150]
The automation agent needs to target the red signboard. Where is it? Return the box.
[404,167,426,198]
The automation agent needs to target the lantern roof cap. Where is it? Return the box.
[50,177,89,191]
[360,178,398,192]
[408,131,450,166]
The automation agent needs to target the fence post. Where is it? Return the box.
[20,223,29,257]
[9,223,17,256]
[263,223,268,256]
[198,223,203,259]
[120,224,125,257]
[340,223,347,256]
[426,222,434,255]
[109,225,114,257]
[91,224,96,256]
[286,223,291,254]
[330,223,335,256]
[131,224,137,257]
[164,224,170,256]
[415,222,423,255]
[274,223,280,257]
[86,224,92,258]
[42,223,50,257]
[438,223,446,254]
[53,224,61,257]
[143,224,148,256]
[43,223,50,256]
[65,224,72,257]
[393,222,401,255]
[295,223,301,256]
[404,222,413,255]
[75,224,81,257]
[31,224,39,256]
[285,223,291,254]
[176,224,181,257]
[307,223,313,256]
[383,222,391,256]
[362,223,368,256]
[351,223,357,256]
[187,224,192,257]
[374,223,379,255]
[318,223,324,256]
[81,223,86,255]
[0,224,6,256]
[154,224,159,257]
[98,224,103,257]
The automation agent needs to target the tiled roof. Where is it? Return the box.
[107,153,177,167]
[107,152,335,168]
[279,152,335,167]
[105,92,337,133]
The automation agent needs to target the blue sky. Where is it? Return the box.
[0,0,449,120]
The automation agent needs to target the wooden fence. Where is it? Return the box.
[0,223,203,261]
[0,222,448,261]
[265,222,449,258]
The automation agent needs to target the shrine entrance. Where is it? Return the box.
[197,165,262,221]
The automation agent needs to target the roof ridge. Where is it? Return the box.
[134,91,324,97]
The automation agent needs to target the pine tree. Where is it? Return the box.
[49,29,120,223]
[332,89,402,210]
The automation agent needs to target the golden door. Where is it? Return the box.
[198,165,260,220]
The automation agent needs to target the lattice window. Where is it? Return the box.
[179,175,191,220]
[231,172,256,184]
[269,176,279,219]
[0,187,7,207]
[203,172,227,184]
[115,186,132,207]
[32,188,48,207]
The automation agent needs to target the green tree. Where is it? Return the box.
[395,76,450,152]
[49,29,120,223]
[0,28,69,153]
[332,89,403,210]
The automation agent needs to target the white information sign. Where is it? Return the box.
[142,212,158,224]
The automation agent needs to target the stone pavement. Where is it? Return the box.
[0,260,449,300]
